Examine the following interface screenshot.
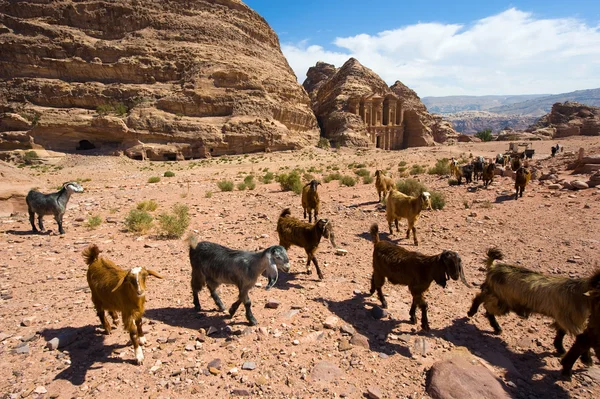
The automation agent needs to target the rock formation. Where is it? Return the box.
[303,58,456,148]
[0,0,318,160]
[527,102,600,139]
[443,111,539,135]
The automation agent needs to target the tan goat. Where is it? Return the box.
[386,189,431,246]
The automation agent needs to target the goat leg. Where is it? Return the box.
[561,332,592,380]
[55,214,64,235]
[554,328,567,355]
[129,328,144,365]
[394,219,399,234]
[244,299,257,326]
[409,299,417,324]
[305,255,312,275]
[412,227,418,246]
[136,318,146,346]
[229,300,241,318]
[28,210,38,232]
[97,310,111,334]
[485,312,502,334]
[419,299,430,331]
[581,349,594,366]
[303,208,307,220]
[311,255,324,280]
[37,215,44,232]
[192,289,201,312]
[207,280,226,311]
[467,293,484,317]
[109,310,119,327]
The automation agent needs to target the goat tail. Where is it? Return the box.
[187,234,199,250]
[82,244,100,265]
[369,223,380,244]
[485,247,504,268]
[279,208,292,218]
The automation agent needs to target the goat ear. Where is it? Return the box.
[264,253,279,290]
[146,269,163,279]
[584,291,591,297]
[111,273,127,292]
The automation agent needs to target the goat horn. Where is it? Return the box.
[459,266,471,288]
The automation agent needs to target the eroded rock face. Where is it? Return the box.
[527,102,600,139]
[0,0,318,160]
[304,59,453,148]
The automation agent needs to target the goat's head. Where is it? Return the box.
[307,179,320,191]
[316,219,337,248]
[264,245,290,290]
[434,250,470,288]
[63,181,84,193]
[112,267,163,297]
[420,192,432,211]
[375,170,382,178]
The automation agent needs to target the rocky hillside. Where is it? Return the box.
[527,102,600,138]
[443,111,539,134]
[0,0,318,160]
[422,94,548,114]
[303,59,455,147]
[489,88,600,116]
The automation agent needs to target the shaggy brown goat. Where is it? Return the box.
[514,166,531,199]
[369,223,470,330]
[468,248,594,364]
[84,244,163,365]
[482,163,495,188]
[386,189,431,246]
[375,170,394,202]
[276,208,336,280]
[301,180,320,223]
[561,271,600,379]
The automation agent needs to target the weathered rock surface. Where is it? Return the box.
[443,111,539,135]
[426,357,511,399]
[0,0,318,160]
[527,102,600,139]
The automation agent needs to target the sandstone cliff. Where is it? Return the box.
[443,111,539,135]
[527,102,600,139]
[303,58,455,148]
[0,0,319,160]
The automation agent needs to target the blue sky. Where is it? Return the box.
[245,1,600,97]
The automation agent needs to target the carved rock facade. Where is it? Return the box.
[0,0,318,160]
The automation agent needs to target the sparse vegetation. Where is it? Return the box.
[164,171,175,177]
[480,200,493,209]
[410,164,426,175]
[262,171,274,184]
[86,215,102,229]
[237,182,247,190]
[317,137,331,149]
[430,191,446,210]
[96,102,128,116]
[217,179,234,192]
[396,179,427,197]
[475,128,493,142]
[244,175,256,190]
[363,175,374,184]
[428,158,451,176]
[148,176,161,183]
[354,168,370,177]
[340,175,356,187]
[157,204,190,239]
[23,151,38,161]
[448,178,460,186]
[463,199,470,209]
[124,209,154,234]
[323,172,343,183]
[276,170,303,194]
[137,200,158,212]
[205,191,213,198]
[398,161,407,167]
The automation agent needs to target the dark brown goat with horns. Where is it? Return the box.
[369,223,470,330]
[468,248,597,366]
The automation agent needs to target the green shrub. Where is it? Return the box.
[244,175,256,190]
[86,215,102,229]
[475,129,493,142]
[363,175,374,184]
[323,172,342,183]
[237,182,247,190]
[398,160,407,167]
[317,137,331,149]
[340,175,356,187]
[96,102,128,116]
[276,170,303,194]
[217,179,234,192]
[137,200,158,212]
[410,164,426,175]
[396,178,427,197]
[163,171,175,177]
[428,158,451,176]
[205,191,213,198]
[246,181,256,190]
[463,199,470,209]
[354,168,370,177]
[448,178,460,186]
[262,171,274,184]
[157,204,190,239]
[125,209,153,234]
[24,150,38,160]
[148,176,161,183]
[430,191,446,210]
[354,163,367,168]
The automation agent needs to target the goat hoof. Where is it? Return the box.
[306,269,312,275]
[422,325,430,331]
[467,311,475,318]
[317,273,324,280]
[248,318,258,326]
[582,357,594,367]
[493,329,502,335]
[560,371,573,381]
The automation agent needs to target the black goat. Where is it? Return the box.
[26,181,84,234]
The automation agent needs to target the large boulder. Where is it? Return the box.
[527,102,600,138]
[0,0,319,159]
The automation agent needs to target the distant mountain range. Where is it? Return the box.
[422,87,600,134]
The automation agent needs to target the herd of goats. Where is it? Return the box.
[19,149,599,380]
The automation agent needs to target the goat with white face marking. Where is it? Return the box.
[26,181,84,234]
[84,245,163,365]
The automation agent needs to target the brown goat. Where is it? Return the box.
[301,180,320,223]
[561,271,600,379]
[468,248,594,364]
[482,163,495,188]
[385,189,431,246]
[514,166,531,199]
[276,208,336,280]
[84,245,163,365]
[375,170,394,202]
[369,223,470,330]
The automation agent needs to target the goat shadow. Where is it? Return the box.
[312,294,411,358]
[356,230,407,245]
[348,200,381,208]
[4,229,52,236]
[145,306,249,334]
[39,325,128,386]
[432,317,571,399]
[495,194,516,203]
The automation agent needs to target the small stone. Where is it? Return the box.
[283,309,300,319]
[292,339,300,345]
[366,386,383,399]
[350,334,369,349]
[323,316,339,329]
[0,332,11,341]
[242,361,256,370]
[46,338,60,350]
[257,327,268,336]
[338,339,352,351]
[340,324,356,335]
[34,386,47,395]
[469,211,478,217]
[548,184,561,189]
[208,367,220,375]
[232,388,251,396]
[335,248,348,256]
[228,367,239,375]
[571,180,589,190]
[208,358,222,370]
[206,326,218,336]
[411,337,430,357]
[14,342,29,354]
[21,317,35,327]
[506,381,517,388]
[265,299,280,309]
[371,306,387,319]
[184,343,195,351]
[353,289,362,295]
[105,217,119,224]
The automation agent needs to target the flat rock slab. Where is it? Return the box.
[426,356,510,399]
[309,361,343,383]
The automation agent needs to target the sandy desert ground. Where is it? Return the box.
[1,136,600,399]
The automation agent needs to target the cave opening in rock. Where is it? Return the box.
[77,140,96,151]
[163,153,177,161]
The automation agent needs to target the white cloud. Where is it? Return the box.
[281,8,600,96]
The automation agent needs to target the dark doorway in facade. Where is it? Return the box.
[77,140,96,151]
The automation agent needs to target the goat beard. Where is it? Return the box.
[265,275,277,290]
[328,232,337,249]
